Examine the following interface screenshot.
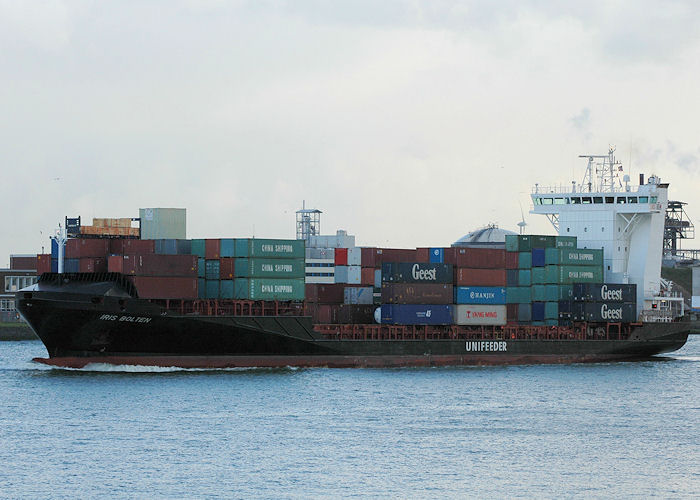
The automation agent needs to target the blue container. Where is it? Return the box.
[220,239,235,258]
[558,300,572,314]
[220,280,234,299]
[205,280,220,299]
[155,239,178,255]
[429,248,444,263]
[51,239,58,258]
[454,286,506,305]
[51,258,58,272]
[517,303,531,321]
[531,248,545,267]
[64,259,80,273]
[191,239,206,258]
[380,304,453,325]
[197,258,205,278]
[506,269,519,286]
[531,301,545,321]
[205,260,220,280]
[176,239,191,255]
[374,269,381,288]
[198,278,206,299]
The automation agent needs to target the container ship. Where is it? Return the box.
[15,150,696,368]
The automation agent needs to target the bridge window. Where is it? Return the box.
[571,197,581,204]
[639,196,649,203]
[617,197,626,204]
[582,197,592,204]
[628,197,637,203]
[651,196,657,203]
[534,197,542,205]
[542,198,553,205]
[593,197,603,203]
[554,198,566,205]
[605,197,614,203]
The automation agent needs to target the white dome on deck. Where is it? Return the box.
[453,224,518,247]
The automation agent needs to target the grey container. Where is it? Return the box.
[139,208,186,240]
[344,287,374,304]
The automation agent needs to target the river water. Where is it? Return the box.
[0,338,698,498]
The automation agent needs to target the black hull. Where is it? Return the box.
[16,284,692,368]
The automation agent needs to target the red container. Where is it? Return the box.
[79,257,107,273]
[445,248,505,269]
[130,276,198,299]
[505,251,519,269]
[335,248,348,266]
[305,284,345,303]
[455,268,506,287]
[507,304,519,321]
[311,304,339,324]
[36,254,51,274]
[65,239,110,258]
[205,239,220,259]
[123,254,197,277]
[219,258,235,279]
[10,255,37,270]
[360,267,375,286]
[108,255,124,273]
[415,248,430,263]
[110,239,155,255]
[381,283,453,304]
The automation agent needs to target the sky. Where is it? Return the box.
[2,0,699,265]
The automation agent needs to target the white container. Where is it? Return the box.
[305,276,335,284]
[347,247,362,266]
[452,304,507,326]
[347,265,362,284]
[335,265,348,283]
[344,287,374,304]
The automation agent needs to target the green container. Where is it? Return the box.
[234,258,305,278]
[545,319,559,326]
[545,248,603,266]
[558,265,604,284]
[545,284,560,302]
[198,278,205,299]
[530,235,556,249]
[545,301,559,319]
[220,280,234,299]
[555,236,577,249]
[234,238,305,259]
[531,267,546,285]
[505,235,531,252]
[559,284,573,300]
[531,285,546,301]
[220,239,235,258]
[197,258,205,278]
[191,239,206,258]
[205,279,220,299]
[544,265,560,284]
[506,286,531,304]
[205,260,220,280]
[233,278,305,301]
[518,269,531,286]
[518,252,532,269]
[531,321,545,326]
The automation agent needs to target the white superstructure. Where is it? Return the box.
[531,148,676,318]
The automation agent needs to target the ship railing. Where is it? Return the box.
[314,322,632,342]
[148,299,308,317]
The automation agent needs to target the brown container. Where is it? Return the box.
[10,255,37,270]
[505,251,519,269]
[79,257,107,273]
[66,239,110,258]
[219,258,235,279]
[507,303,519,321]
[378,248,419,263]
[415,247,430,263]
[455,268,506,287]
[360,247,378,268]
[337,304,376,324]
[205,239,220,259]
[129,276,198,299]
[310,304,339,324]
[305,283,345,303]
[445,248,505,269]
[123,254,197,277]
[108,255,124,273]
[360,267,375,286]
[381,283,454,304]
[36,254,51,274]
[110,239,155,255]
